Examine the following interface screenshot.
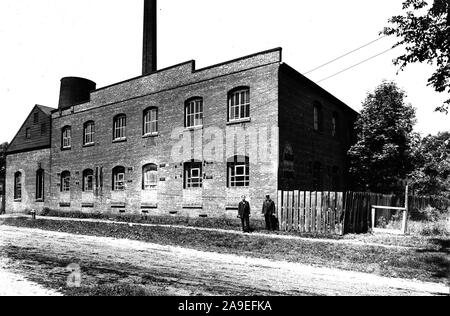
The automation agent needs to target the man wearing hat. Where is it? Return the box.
[238,195,251,233]
[262,195,276,231]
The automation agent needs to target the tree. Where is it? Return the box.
[409,132,450,198]
[0,142,7,180]
[382,0,450,113]
[348,81,417,193]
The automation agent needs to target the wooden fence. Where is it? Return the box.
[277,191,345,235]
[277,190,450,235]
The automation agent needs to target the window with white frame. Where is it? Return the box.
[61,171,71,192]
[227,156,250,187]
[84,121,95,145]
[142,164,158,189]
[83,169,94,192]
[112,166,126,191]
[143,108,158,135]
[228,88,250,122]
[185,98,203,128]
[62,126,72,149]
[184,161,203,188]
[113,115,126,141]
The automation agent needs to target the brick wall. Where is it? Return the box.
[48,51,281,218]
[5,149,51,213]
[278,64,357,191]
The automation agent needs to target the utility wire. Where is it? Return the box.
[303,35,388,75]
[316,47,396,83]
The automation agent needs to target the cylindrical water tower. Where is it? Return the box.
[58,77,96,109]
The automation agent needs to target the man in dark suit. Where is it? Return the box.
[238,195,251,233]
[262,195,276,231]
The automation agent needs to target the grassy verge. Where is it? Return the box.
[2,217,449,285]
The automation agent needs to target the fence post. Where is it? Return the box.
[402,185,409,234]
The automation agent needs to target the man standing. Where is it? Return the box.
[238,195,251,233]
[262,195,276,231]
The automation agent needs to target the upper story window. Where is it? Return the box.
[83,121,95,146]
[112,166,126,191]
[40,123,47,136]
[33,113,39,124]
[113,115,127,141]
[61,171,71,192]
[228,87,250,122]
[61,126,72,149]
[143,107,159,136]
[14,172,22,200]
[142,164,158,190]
[332,113,339,137]
[25,128,31,139]
[185,98,203,128]
[184,160,202,189]
[227,156,250,188]
[313,103,323,132]
[83,169,94,192]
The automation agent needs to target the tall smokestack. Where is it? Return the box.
[142,0,157,75]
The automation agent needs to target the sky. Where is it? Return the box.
[0,0,448,145]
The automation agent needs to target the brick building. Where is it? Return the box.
[5,0,357,218]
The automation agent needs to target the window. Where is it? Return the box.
[332,166,340,191]
[83,169,94,192]
[41,123,47,135]
[312,162,322,191]
[36,169,44,201]
[313,103,323,132]
[184,160,202,189]
[83,121,95,145]
[61,171,71,192]
[25,128,31,139]
[62,126,72,149]
[185,98,203,128]
[112,166,126,191]
[14,172,22,200]
[33,113,39,124]
[228,87,250,122]
[142,164,158,189]
[143,108,158,135]
[332,113,339,137]
[113,115,127,141]
[227,156,250,187]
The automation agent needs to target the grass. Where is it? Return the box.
[2,217,449,285]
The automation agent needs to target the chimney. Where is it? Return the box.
[142,0,157,75]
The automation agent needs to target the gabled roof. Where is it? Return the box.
[7,104,55,155]
[36,105,55,116]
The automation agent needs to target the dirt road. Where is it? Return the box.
[0,225,448,296]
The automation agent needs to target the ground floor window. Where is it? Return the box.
[227,156,250,187]
[312,162,322,191]
[61,171,71,192]
[14,172,22,200]
[112,166,126,191]
[143,164,158,189]
[83,169,94,192]
[36,169,44,200]
[184,160,203,189]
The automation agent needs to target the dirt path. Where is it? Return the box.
[0,258,61,296]
[0,225,448,296]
